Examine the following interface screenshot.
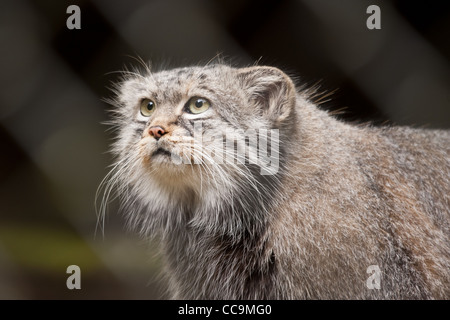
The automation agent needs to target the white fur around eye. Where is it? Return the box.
[183,110,213,120]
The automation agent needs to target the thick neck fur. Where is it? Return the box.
[159,144,290,299]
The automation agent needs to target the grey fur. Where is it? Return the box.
[103,63,450,299]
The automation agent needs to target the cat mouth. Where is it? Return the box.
[152,147,172,158]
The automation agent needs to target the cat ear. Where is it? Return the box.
[237,66,296,124]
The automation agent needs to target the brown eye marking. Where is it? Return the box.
[140,99,155,117]
[185,97,210,114]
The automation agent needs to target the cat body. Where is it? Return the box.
[107,64,450,299]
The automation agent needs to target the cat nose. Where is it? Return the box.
[148,126,166,140]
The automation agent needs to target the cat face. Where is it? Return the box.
[110,64,296,201]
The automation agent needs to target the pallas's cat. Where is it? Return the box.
[102,63,450,299]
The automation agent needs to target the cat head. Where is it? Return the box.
[105,64,297,234]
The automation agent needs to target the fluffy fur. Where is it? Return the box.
[101,63,450,299]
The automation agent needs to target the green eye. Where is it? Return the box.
[187,97,210,114]
[140,99,155,117]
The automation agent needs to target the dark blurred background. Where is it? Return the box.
[0,0,449,299]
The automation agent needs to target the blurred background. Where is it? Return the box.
[0,0,449,299]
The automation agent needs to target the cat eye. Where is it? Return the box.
[140,99,155,117]
[186,97,210,114]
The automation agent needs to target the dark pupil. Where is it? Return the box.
[195,99,204,108]
[147,101,154,110]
